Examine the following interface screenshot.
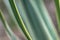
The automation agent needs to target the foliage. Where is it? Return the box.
[0,0,59,40]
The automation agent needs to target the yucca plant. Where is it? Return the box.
[0,0,59,40]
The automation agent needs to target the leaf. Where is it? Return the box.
[8,0,32,40]
[15,0,59,40]
[0,10,19,40]
[54,0,60,31]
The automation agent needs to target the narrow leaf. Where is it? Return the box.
[55,0,60,31]
[0,10,19,40]
[8,0,32,40]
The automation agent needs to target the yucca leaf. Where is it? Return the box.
[54,0,60,31]
[30,0,59,39]
[15,0,50,40]
[3,0,26,40]
[8,0,32,40]
[15,0,59,40]
[0,10,19,40]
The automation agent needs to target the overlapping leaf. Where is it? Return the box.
[3,0,59,40]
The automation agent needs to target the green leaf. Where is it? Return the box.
[8,0,32,40]
[54,0,60,31]
[15,0,59,40]
[0,10,19,40]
